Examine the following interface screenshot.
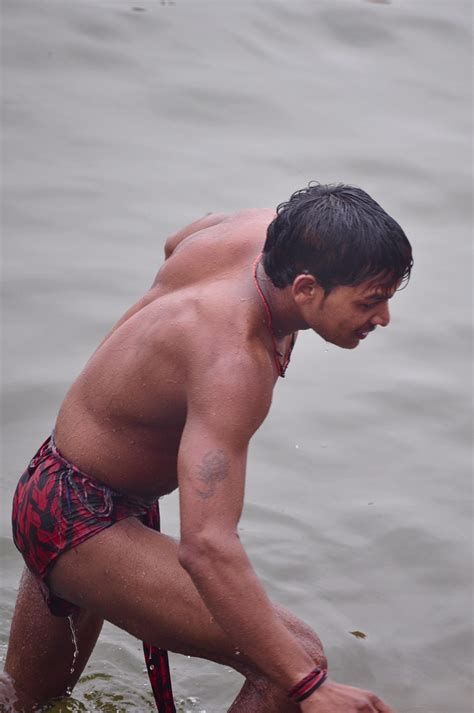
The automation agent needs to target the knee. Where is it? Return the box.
[238,618,327,712]
[275,605,328,670]
[292,619,328,670]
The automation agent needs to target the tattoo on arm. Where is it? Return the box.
[195,450,230,499]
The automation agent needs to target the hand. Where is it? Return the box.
[299,679,396,713]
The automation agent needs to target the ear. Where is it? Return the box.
[291,274,322,303]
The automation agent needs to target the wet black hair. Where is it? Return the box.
[263,183,413,294]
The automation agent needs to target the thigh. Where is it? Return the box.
[49,517,250,671]
[48,517,326,677]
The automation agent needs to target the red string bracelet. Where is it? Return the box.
[288,668,328,703]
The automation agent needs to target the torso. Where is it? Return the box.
[54,209,293,499]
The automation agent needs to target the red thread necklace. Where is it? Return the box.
[253,254,296,378]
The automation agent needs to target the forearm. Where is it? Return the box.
[179,534,321,690]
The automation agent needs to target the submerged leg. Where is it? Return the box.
[3,567,103,712]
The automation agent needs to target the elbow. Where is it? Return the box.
[178,529,238,574]
[177,542,199,574]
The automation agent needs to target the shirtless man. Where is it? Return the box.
[3,183,413,712]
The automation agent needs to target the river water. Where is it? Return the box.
[1,0,472,711]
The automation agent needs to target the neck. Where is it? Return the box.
[255,259,303,337]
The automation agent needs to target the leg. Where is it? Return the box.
[48,517,326,712]
[3,567,103,712]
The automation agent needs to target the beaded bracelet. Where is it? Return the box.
[288,668,328,703]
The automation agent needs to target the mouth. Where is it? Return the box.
[355,326,375,340]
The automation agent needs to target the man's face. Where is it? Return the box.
[296,277,395,349]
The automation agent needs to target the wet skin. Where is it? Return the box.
[4,209,396,713]
[54,219,393,499]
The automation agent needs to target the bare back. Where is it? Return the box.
[54,209,277,497]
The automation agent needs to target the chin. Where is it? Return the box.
[320,338,359,350]
[336,336,360,350]
[316,331,360,350]
[341,341,359,350]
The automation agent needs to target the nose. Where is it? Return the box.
[371,302,390,328]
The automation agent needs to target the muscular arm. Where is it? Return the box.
[177,351,319,690]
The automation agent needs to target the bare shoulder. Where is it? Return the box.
[173,207,275,246]
[230,207,275,219]
[164,212,229,259]
[185,325,275,443]
[226,207,276,229]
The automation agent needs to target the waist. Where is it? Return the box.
[53,415,181,497]
[33,433,161,508]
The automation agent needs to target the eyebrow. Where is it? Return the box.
[361,293,392,302]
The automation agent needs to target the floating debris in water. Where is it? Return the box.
[349,630,367,639]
